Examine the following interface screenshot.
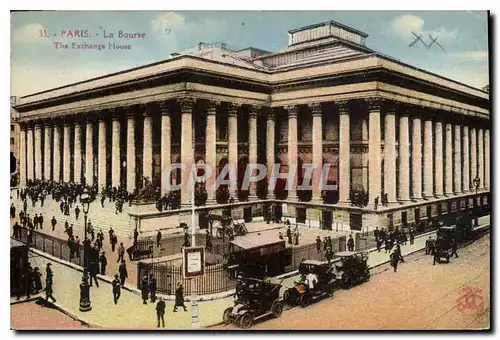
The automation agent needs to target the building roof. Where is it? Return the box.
[288,20,369,38]
[230,233,284,250]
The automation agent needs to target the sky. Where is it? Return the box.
[10,10,490,97]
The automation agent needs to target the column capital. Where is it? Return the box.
[248,111,258,119]
[336,100,351,114]
[227,103,240,117]
[177,97,196,112]
[384,100,401,113]
[206,100,219,115]
[309,102,322,117]
[125,111,138,120]
[284,105,299,118]
[365,97,384,111]
[34,123,42,130]
[266,110,275,121]
[157,100,172,113]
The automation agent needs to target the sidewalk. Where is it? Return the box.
[21,218,490,329]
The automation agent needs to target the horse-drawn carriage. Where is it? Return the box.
[223,278,284,329]
[333,251,371,289]
[210,215,248,238]
[225,234,292,279]
[283,260,336,308]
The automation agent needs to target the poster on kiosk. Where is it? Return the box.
[182,246,205,279]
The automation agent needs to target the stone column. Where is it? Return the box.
[111,117,121,188]
[462,126,470,192]
[367,98,382,207]
[205,101,217,203]
[248,108,259,200]
[338,101,351,205]
[19,126,26,186]
[26,126,34,181]
[34,124,42,180]
[310,102,323,202]
[266,111,275,199]
[143,112,153,183]
[126,113,136,193]
[98,119,107,190]
[470,128,477,189]
[384,106,397,205]
[160,103,171,196]
[434,121,444,197]
[286,105,298,201]
[398,113,410,202]
[74,122,82,184]
[63,123,71,183]
[453,125,462,194]
[423,118,434,199]
[85,121,94,187]
[411,116,423,200]
[485,129,490,189]
[478,128,484,189]
[44,124,51,180]
[444,123,453,196]
[53,124,61,182]
[180,98,195,205]
[228,103,239,200]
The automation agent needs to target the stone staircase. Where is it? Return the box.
[12,195,133,239]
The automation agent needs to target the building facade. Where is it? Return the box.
[13,21,490,230]
[11,96,20,179]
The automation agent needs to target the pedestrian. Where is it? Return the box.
[33,214,39,230]
[376,237,382,252]
[75,206,80,220]
[173,282,187,312]
[156,297,166,327]
[10,203,15,219]
[156,230,162,248]
[51,216,57,231]
[450,238,459,258]
[390,249,399,273]
[101,195,106,208]
[108,227,114,242]
[32,267,43,294]
[119,260,128,287]
[25,264,33,299]
[149,273,157,302]
[347,234,354,251]
[396,243,405,263]
[112,274,121,304]
[425,236,434,255]
[141,275,149,304]
[45,266,56,304]
[133,228,139,246]
[111,233,118,253]
[99,251,107,275]
[117,242,125,263]
[286,226,292,245]
[88,260,100,288]
[38,213,44,229]
[409,229,415,245]
[294,230,300,246]
[60,201,64,213]
[374,227,379,241]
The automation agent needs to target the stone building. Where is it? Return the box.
[11,96,20,179]
[13,20,490,230]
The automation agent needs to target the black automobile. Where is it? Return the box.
[334,251,370,289]
[283,260,337,308]
[223,278,284,329]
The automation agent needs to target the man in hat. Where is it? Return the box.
[173,282,187,312]
[112,274,121,304]
[156,297,166,328]
[149,273,157,303]
[117,242,125,263]
[156,230,162,248]
[347,234,355,252]
[99,251,107,275]
[141,274,149,304]
[45,263,56,304]
[119,260,128,287]
[51,216,57,231]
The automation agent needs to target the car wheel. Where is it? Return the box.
[299,294,309,308]
[364,269,371,281]
[283,290,291,304]
[223,307,233,324]
[240,312,253,329]
[271,301,283,318]
[343,276,354,290]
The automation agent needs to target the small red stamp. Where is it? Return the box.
[456,286,484,312]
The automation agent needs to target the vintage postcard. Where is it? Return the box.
[10,10,490,331]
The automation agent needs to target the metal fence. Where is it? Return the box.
[15,227,84,265]
[137,261,237,296]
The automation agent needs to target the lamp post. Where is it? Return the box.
[473,176,481,227]
[79,189,91,312]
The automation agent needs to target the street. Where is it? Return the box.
[212,233,490,330]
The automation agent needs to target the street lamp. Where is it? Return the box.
[473,176,481,227]
[79,189,91,312]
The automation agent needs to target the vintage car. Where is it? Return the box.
[213,216,248,238]
[334,251,370,289]
[226,234,292,279]
[283,260,337,308]
[223,278,283,329]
